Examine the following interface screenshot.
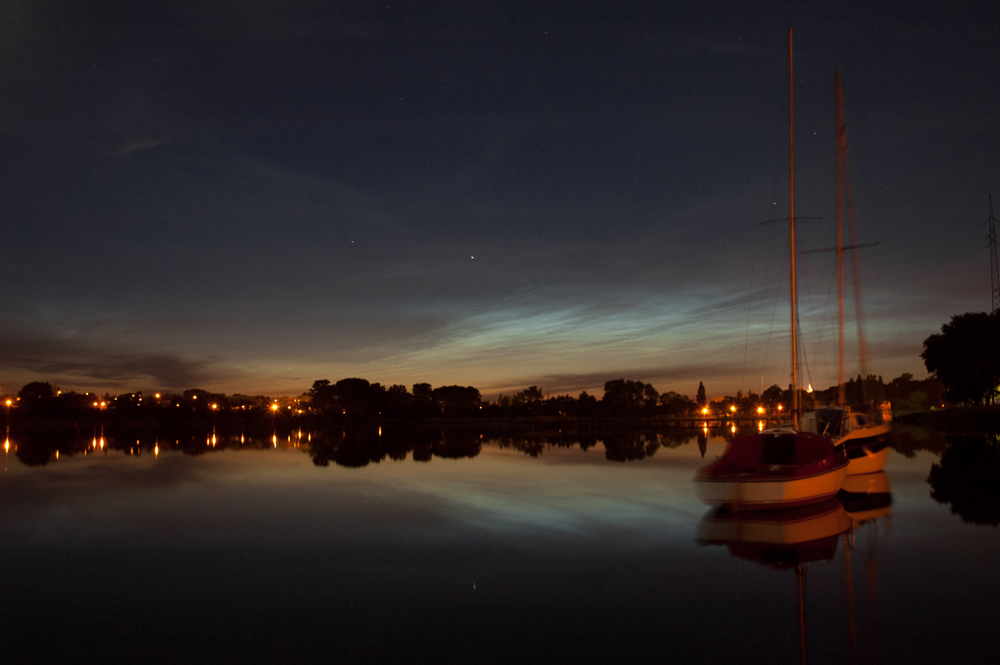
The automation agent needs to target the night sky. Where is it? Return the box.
[2,1,998,399]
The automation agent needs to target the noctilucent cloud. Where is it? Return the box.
[1,1,997,398]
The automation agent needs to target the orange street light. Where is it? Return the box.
[756,406,764,414]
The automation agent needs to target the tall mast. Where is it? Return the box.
[835,71,846,407]
[788,28,799,427]
[989,194,999,314]
[843,104,869,382]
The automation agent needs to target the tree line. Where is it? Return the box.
[2,371,943,423]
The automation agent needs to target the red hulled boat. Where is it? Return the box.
[694,428,849,510]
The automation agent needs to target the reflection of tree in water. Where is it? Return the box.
[492,428,694,461]
[8,423,704,468]
[602,431,660,462]
[890,424,949,458]
[15,430,84,467]
[433,431,482,459]
[308,428,440,468]
[494,436,546,457]
[697,432,707,458]
[928,434,1000,526]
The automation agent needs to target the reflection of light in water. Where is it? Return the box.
[154,444,159,458]
[703,426,708,436]
[272,434,277,448]
[55,450,59,460]
[240,433,245,444]
[757,420,765,432]
[5,439,9,454]
[731,424,737,435]
[378,426,382,437]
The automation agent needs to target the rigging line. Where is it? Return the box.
[841,108,869,378]
[739,224,762,395]
[798,254,836,392]
[760,232,787,391]
[796,311,814,397]
[796,262,823,396]
[814,255,839,391]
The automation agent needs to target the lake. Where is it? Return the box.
[0,424,997,664]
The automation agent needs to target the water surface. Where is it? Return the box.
[0,426,996,664]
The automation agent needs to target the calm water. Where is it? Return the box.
[0,425,997,664]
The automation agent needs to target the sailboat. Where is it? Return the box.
[694,30,848,510]
[799,72,892,475]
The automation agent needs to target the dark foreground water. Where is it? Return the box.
[0,425,997,664]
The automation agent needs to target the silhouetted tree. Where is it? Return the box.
[696,382,707,407]
[431,385,481,417]
[333,378,374,416]
[922,311,1000,405]
[520,386,544,403]
[308,379,337,413]
[577,391,598,417]
[17,381,58,417]
[660,391,693,416]
[603,379,658,415]
[761,384,784,407]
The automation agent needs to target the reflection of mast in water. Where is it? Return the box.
[838,471,892,665]
[697,500,851,664]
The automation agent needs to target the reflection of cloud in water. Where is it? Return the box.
[0,430,719,553]
[395,446,706,540]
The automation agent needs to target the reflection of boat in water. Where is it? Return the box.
[838,471,892,664]
[693,428,848,510]
[839,470,892,522]
[697,499,851,567]
[697,497,851,664]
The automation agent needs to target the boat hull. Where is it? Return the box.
[838,422,891,475]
